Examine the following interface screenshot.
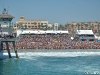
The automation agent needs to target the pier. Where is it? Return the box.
[0,38,18,58]
[0,7,17,58]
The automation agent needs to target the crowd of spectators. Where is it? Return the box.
[2,33,100,50]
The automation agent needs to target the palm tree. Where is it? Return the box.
[91,24,94,30]
[17,24,20,29]
[81,23,83,30]
[38,24,41,30]
[34,22,37,29]
[44,24,48,30]
[65,24,70,30]
[47,27,51,30]
[21,24,24,29]
[77,23,80,30]
[85,24,88,30]
[71,24,74,34]
[65,24,67,30]
[51,24,54,30]
[25,25,27,29]
[14,24,16,27]
[81,22,85,30]
[62,25,65,30]
[58,24,63,30]
[41,23,45,30]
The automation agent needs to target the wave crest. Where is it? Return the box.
[3,51,100,58]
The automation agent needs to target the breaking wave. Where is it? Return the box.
[2,50,100,59]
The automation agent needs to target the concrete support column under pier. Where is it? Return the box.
[5,42,12,58]
[0,38,18,58]
[12,41,18,58]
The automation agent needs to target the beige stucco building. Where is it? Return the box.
[66,22,100,34]
[13,16,48,30]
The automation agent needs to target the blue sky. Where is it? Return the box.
[0,0,100,25]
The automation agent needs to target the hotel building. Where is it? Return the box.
[14,16,48,30]
[66,22,100,34]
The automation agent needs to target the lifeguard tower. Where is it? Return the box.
[0,8,18,58]
[0,8,14,35]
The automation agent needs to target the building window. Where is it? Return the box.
[31,23,34,24]
[41,23,43,25]
[44,23,47,25]
[34,22,37,25]
[28,23,30,24]
[28,26,30,28]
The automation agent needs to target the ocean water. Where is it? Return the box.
[0,49,100,75]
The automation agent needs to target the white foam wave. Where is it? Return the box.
[3,52,100,58]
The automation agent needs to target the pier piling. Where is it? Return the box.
[13,41,18,58]
[6,42,12,58]
[0,38,18,58]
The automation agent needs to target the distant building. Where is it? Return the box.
[48,24,53,29]
[54,23,58,30]
[47,23,59,30]
[0,8,14,34]
[14,16,48,30]
[66,22,100,34]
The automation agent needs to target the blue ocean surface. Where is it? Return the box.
[0,49,100,75]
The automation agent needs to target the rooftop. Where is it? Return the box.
[0,8,14,18]
[18,16,47,21]
[0,14,14,18]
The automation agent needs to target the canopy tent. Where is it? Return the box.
[76,30,94,35]
[21,30,68,34]
[16,30,69,37]
[76,30,95,41]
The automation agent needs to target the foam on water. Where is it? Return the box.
[2,51,100,59]
[1,50,100,75]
